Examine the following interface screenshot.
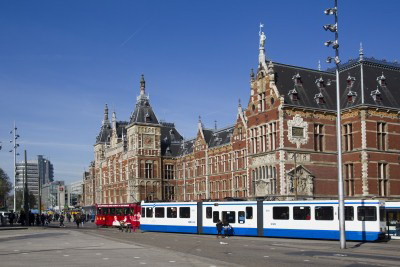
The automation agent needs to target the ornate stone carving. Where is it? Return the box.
[287,166,314,196]
[287,114,309,148]
[251,154,276,166]
[286,152,310,162]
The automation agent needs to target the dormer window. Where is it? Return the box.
[347,90,357,103]
[315,77,325,89]
[288,88,299,101]
[347,75,356,88]
[292,73,302,85]
[314,92,325,104]
[145,113,151,122]
[377,73,386,86]
[371,88,382,102]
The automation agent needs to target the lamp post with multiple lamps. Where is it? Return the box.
[9,121,20,212]
[323,0,346,249]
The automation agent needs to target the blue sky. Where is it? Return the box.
[0,0,399,184]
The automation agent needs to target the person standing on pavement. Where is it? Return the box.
[9,211,15,226]
[216,219,223,239]
[40,213,46,226]
[67,213,71,223]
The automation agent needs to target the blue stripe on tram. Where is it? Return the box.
[202,226,258,236]
[140,224,198,233]
[264,228,380,241]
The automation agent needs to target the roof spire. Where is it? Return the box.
[359,42,364,61]
[318,60,321,71]
[140,74,145,95]
[102,104,109,126]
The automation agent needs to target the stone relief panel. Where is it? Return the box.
[286,152,310,162]
[251,154,277,167]
[287,114,309,148]
[255,178,276,196]
[287,166,314,196]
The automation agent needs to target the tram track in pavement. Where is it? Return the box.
[71,226,400,267]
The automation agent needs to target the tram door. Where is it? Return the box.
[386,209,400,237]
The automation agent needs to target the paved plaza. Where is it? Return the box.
[0,223,399,266]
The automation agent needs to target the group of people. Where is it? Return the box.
[216,219,233,239]
[0,210,90,228]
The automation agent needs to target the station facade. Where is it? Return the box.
[83,31,400,206]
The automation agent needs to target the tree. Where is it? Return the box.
[28,192,37,209]
[0,168,12,209]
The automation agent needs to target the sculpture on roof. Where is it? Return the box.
[259,23,266,48]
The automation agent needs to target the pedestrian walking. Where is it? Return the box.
[59,214,65,227]
[75,214,81,228]
[67,213,71,223]
[216,219,223,239]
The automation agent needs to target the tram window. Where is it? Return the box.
[97,208,102,215]
[124,208,131,215]
[222,211,236,224]
[116,208,123,216]
[206,207,212,219]
[315,206,334,220]
[239,211,245,224]
[109,208,116,215]
[167,207,177,218]
[102,208,109,215]
[179,207,190,218]
[146,208,153,218]
[345,206,354,221]
[141,208,145,218]
[273,207,289,220]
[380,207,386,222]
[213,211,219,223]
[155,207,165,218]
[293,206,311,220]
[358,206,377,221]
[246,207,253,219]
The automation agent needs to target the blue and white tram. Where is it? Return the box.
[140,200,386,241]
[263,200,386,241]
[385,201,400,237]
[140,202,198,233]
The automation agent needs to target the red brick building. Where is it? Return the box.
[83,33,400,206]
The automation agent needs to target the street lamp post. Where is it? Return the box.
[323,0,346,249]
[9,121,20,212]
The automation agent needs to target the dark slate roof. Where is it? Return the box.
[116,121,128,139]
[337,59,400,109]
[160,122,184,157]
[96,124,112,144]
[272,57,400,111]
[129,95,159,125]
[207,126,234,148]
[273,62,336,110]
[177,139,195,156]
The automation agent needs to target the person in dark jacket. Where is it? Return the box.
[216,220,223,239]
[75,214,81,228]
